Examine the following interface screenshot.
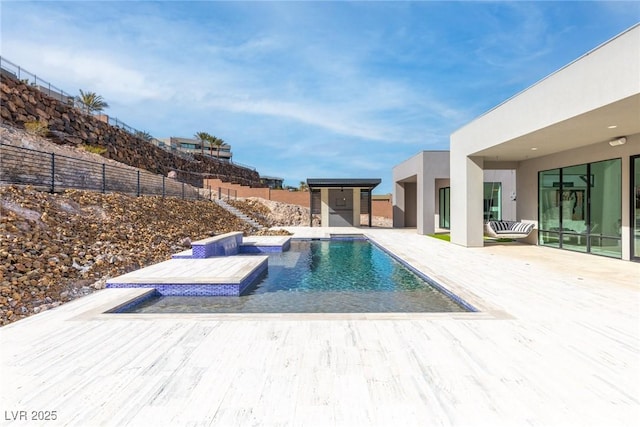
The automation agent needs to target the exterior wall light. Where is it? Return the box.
[609,137,627,147]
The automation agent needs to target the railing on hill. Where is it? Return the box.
[0,56,258,173]
[203,185,238,201]
[0,57,74,105]
[0,143,203,200]
[0,56,164,145]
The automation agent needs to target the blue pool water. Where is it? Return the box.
[123,240,471,313]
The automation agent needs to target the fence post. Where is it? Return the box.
[137,170,140,196]
[102,164,106,193]
[50,153,55,193]
[218,187,221,200]
[182,182,185,200]
[209,186,212,201]
[162,176,165,198]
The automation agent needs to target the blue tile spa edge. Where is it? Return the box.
[106,258,268,297]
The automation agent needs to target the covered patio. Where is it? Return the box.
[307,178,381,227]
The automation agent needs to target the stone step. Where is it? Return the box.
[214,199,264,229]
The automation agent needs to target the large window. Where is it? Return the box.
[538,159,621,258]
[483,182,501,221]
[438,187,450,229]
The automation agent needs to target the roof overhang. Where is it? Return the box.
[451,24,640,163]
[307,178,381,191]
[473,94,640,162]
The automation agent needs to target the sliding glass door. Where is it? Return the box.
[589,159,622,257]
[538,158,622,258]
[539,169,561,248]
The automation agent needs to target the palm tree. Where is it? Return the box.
[134,130,153,142]
[76,89,109,114]
[206,134,215,158]
[194,131,212,156]
[210,136,225,159]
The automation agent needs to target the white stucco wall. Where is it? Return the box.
[392,151,450,234]
[393,151,516,234]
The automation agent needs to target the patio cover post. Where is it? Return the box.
[368,189,372,227]
[309,189,313,227]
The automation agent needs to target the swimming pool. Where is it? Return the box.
[120,239,473,313]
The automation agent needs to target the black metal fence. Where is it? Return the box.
[209,186,238,201]
[0,143,202,200]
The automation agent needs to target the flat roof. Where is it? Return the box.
[453,23,640,135]
[306,178,381,190]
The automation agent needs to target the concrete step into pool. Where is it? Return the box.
[106,256,268,296]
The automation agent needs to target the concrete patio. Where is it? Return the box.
[0,227,638,426]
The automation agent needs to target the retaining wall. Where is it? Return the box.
[0,74,262,187]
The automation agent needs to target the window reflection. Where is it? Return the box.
[538,159,621,258]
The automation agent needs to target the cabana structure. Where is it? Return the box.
[307,178,381,227]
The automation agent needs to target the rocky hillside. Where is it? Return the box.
[230,197,321,227]
[1,74,261,186]
[0,185,263,326]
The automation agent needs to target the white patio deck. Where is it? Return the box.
[0,227,638,426]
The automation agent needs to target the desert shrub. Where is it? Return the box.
[82,144,107,155]
[24,120,49,137]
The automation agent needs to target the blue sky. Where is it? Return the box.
[1,1,639,193]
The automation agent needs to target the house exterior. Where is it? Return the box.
[260,176,284,189]
[158,137,232,161]
[450,24,640,261]
[393,151,516,235]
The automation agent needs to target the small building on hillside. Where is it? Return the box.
[158,136,232,161]
[260,175,284,189]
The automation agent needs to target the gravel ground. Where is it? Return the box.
[0,124,297,326]
[0,185,264,326]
